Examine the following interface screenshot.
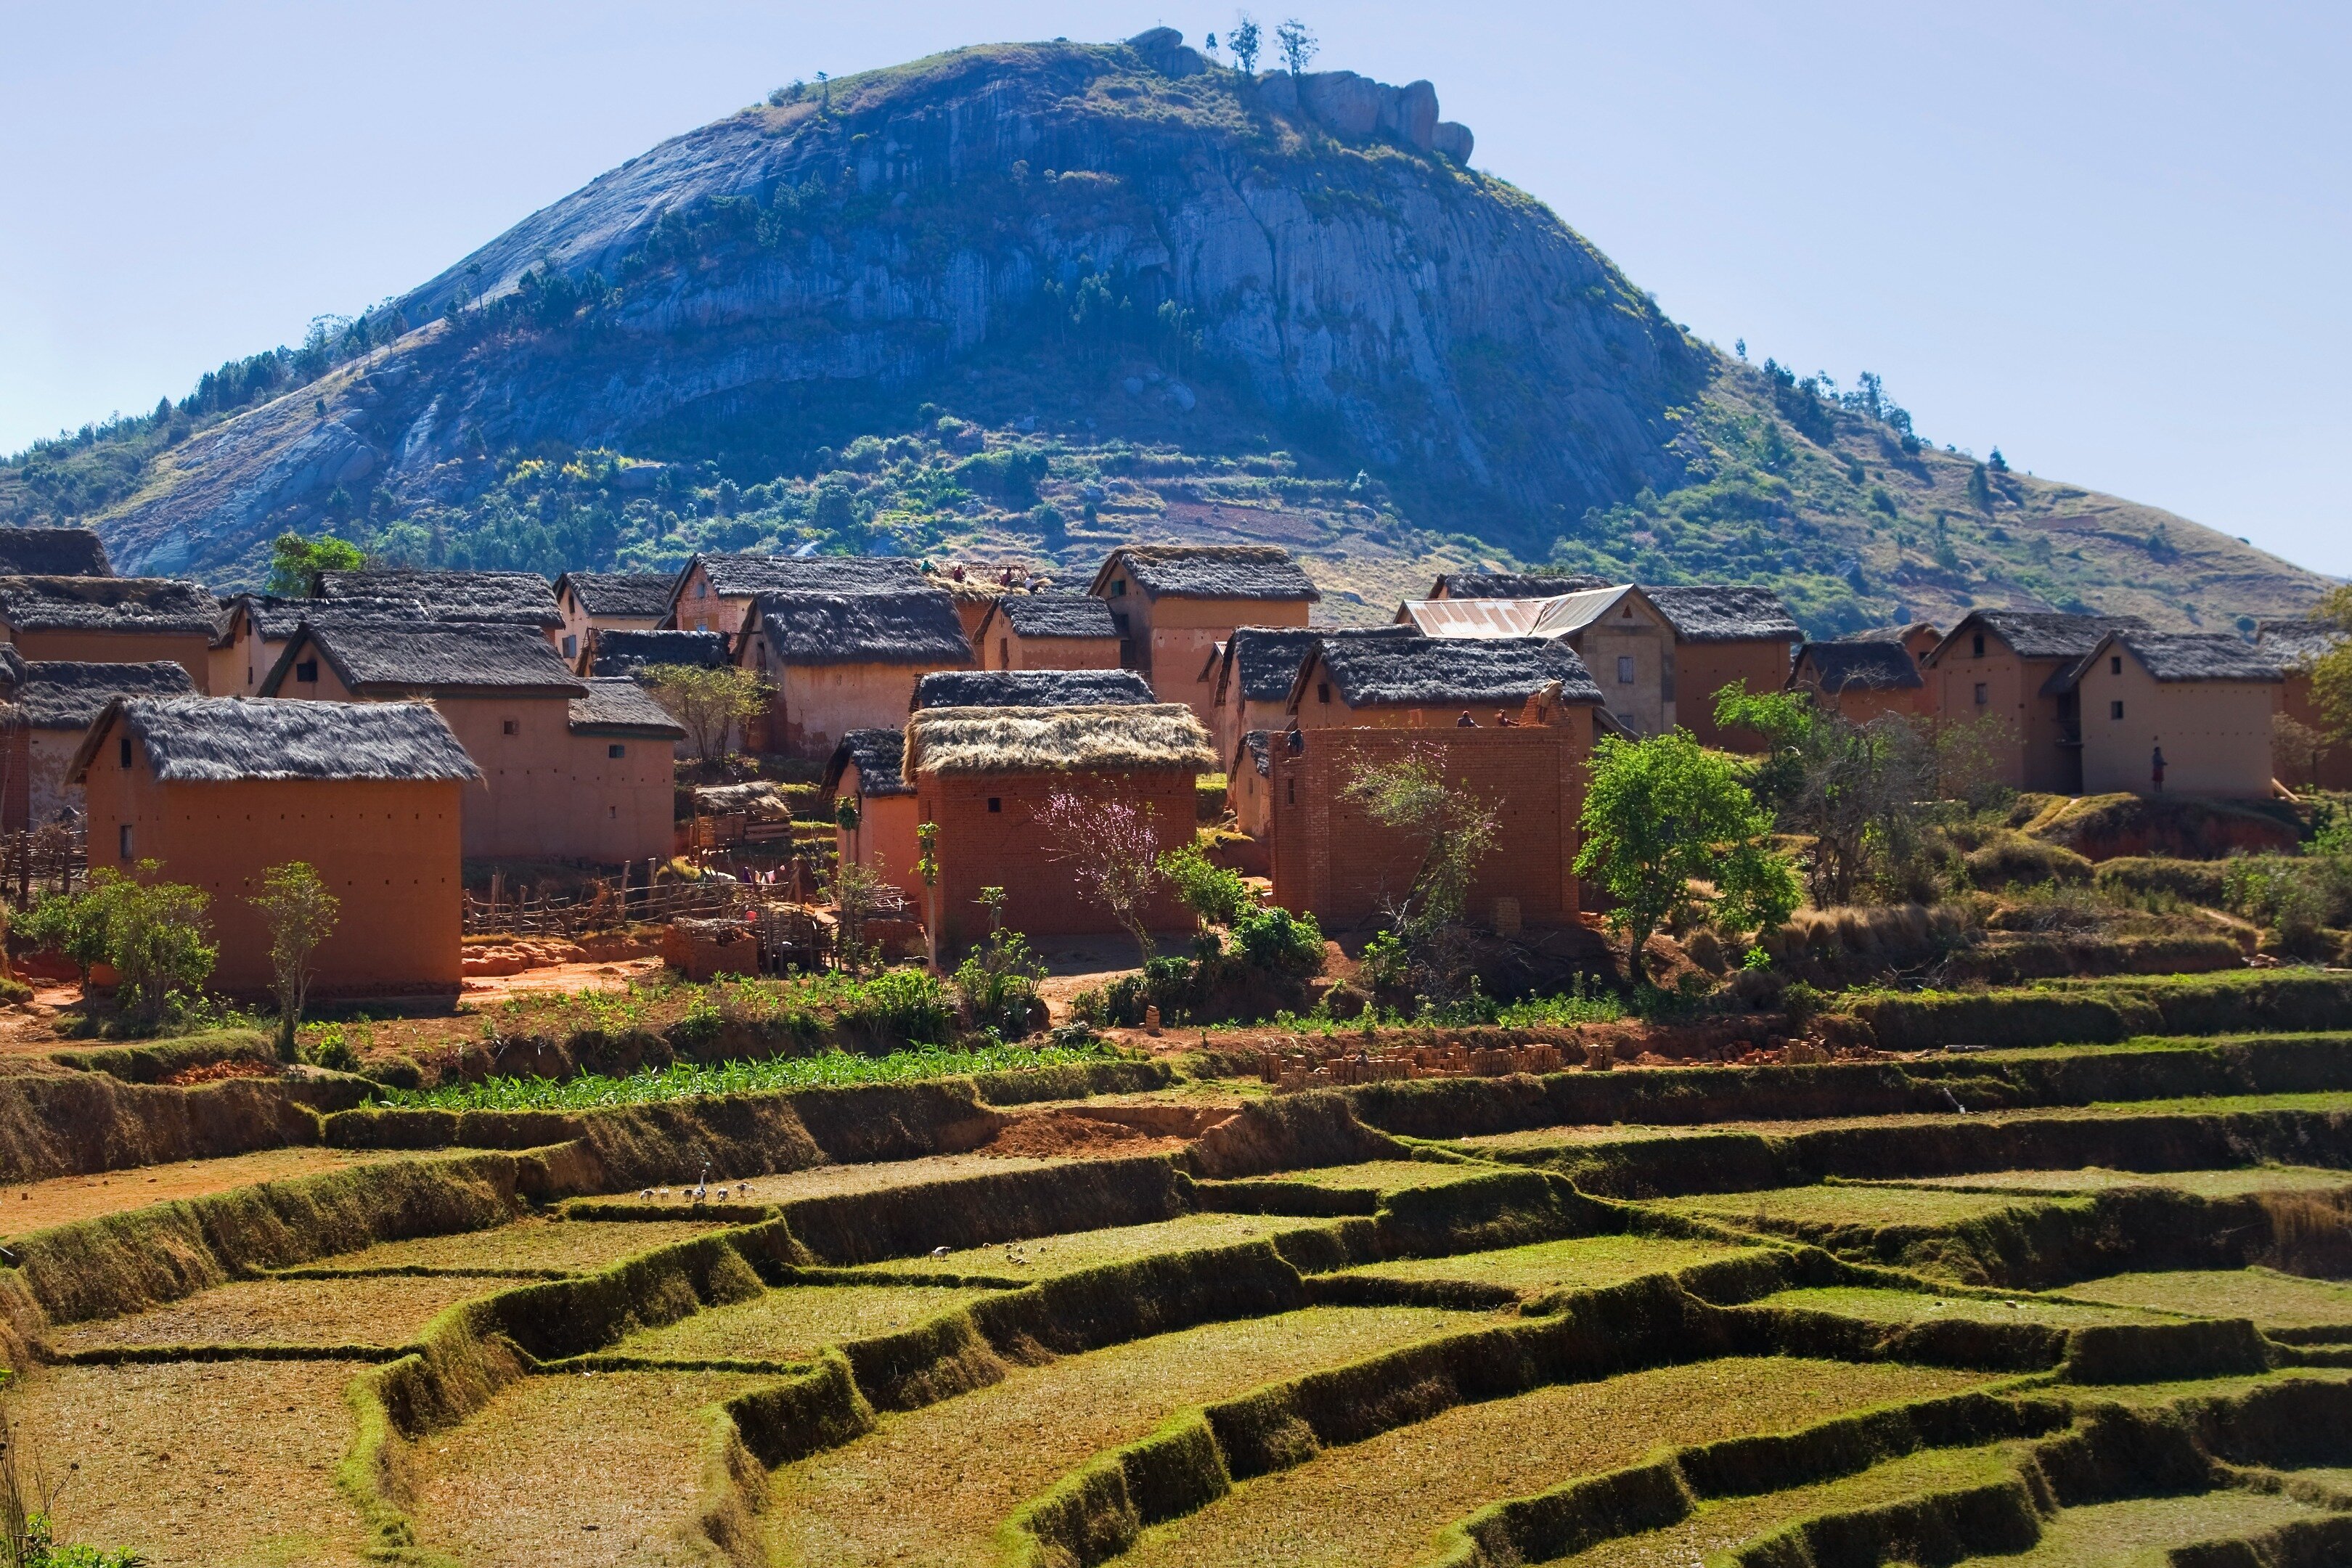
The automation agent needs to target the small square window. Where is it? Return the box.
[999,639,1010,666]
[1110,580,1126,597]
[608,743,626,759]
[987,796,1002,813]
[608,805,618,819]
[1317,682,1331,705]
[118,823,134,858]
[502,719,519,736]
[1972,633,1985,658]
[295,658,318,683]
[2110,656,2122,674]
[1974,682,1988,706]
[2111,700,2125,720]
[563,634,578,658]
[1616,656,1635,684]
[695,580,708,599]
[119,735,133,768]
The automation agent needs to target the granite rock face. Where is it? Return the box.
[98,35,1696,575]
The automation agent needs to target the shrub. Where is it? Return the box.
[109,874,216,1029]
[1231,906,1323,974]
[2223,855,2352,951]
[1962,830,2092,890]
[15,883,113,980]
[2093,857,2227,907]
[306,1028,362,1074]
[952,887,1046,1038]
[1158,841,1252,929]
[831,967,957,1052]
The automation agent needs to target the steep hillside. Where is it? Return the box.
[0,30,2327,633]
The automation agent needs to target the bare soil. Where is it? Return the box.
[15,1358,377,1568]
[412,1368,772,1567]
[51,1273,510,1352]
[980,1111,1191,1160]
[0,1146,421,1238]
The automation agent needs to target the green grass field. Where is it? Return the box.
[2057,1268,2352,1332]
[1334,1233,1759,1294]
[1876,1166,2352,1197]
[300,1215,731,1275]
[859,1212,1331,1278]
[1955,1489,2328,1565]
[1657,1185,2053,1232]
[1116,1358,1994,1568]
[1754,1286,2162,1330]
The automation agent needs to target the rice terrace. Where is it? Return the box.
[1,963,2351,1567]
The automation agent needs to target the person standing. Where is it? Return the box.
[2151,742,2166,795]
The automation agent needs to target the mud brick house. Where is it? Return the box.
[820,727,921,905]
[1231,729,1275,837]
[1399,584,1675,735]
[929,561,1042,642]
[560,679,688,859]
[258,620,678,863]
[1640,585,1804,749]
[1087,546,1319,722]
[666,553,926,640]
[1266,724,1597,931]
[912,669,1153,711]
[2048,630,2282,799]
[583,628,729,679]
[71,697,478,996]
[2258,618,2352,789]
[1426,571,1608,599]
[973,594,1122,671]
[904,703,1212,949]
[0,527,112,577]
[731,588,973,757]
[313,568,564,637]
[553,572,673,663]
[0,648,194,830]
[1206,624,1415,766]
[1787,639,1931,723]
[1288,634,1607,734]
[0,576,219,690]
[1923,610,2152,793]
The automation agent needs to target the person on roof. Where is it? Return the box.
[1456,710,1477,727]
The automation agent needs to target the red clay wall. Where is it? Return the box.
[1676,639,1797,751]
[81,763,463,995]
[913,767,1196,950]
[1267,726,1589,930]
[2282,671,2352,790]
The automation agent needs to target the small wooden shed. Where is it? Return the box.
[905,703,1213,950]
[71,696,479,997]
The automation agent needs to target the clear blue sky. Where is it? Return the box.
[4,2,2345,573]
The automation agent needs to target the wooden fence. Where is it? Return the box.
[463,875,748,937]
[0,827,86,910]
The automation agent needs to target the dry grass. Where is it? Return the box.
[1882,1167,2352,1199]
[585,1153,1072,1207]
[412,1368,771,1567]
[1976,1490,2325,1565]
[2069,1368,2352,1408]
[618,1284,1003,1363]
[1339,1235,1757,1294]
[1276,1160,1500,1193]
[864,1213,1330,1278]
[1659,1186,2043,1232]
[1755,1286,2160,1331]
[2058,1269,2352,1332]
[1548,1442,2019,1568]
[49,1275,508,1352]
[11,1359,377,1567]
[764,1304,1473,1568]
[307,1216,730,1275]
[0,1147,418,1238]
[1119,1357,1997,1568]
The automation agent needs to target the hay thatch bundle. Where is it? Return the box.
[1306,634,1604,708]
[0,575,219,634]
[1220,624,1414,703]
[0,654,194,730]
[589,629,726,674]
[314,568,563,629]
[905,703,1214,775]
[754,589,973,666]
[1641,584,1802,643]
[274,621,586,695]
[568,678,686,736]
[2055,630,2284,686]
[824,728,912,797]
[989,595,1119,640]
[2255,618,2345,672]
[698,552,926,598]
[1951,608,2149,662]
[71,697,482,784]
[1432,572,1609,599]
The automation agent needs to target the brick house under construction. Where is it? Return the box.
[904,703,1212,951]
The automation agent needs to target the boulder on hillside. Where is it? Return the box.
[1126,27,1204,77]
[1433,121,1475,162]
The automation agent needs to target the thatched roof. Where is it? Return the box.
[1218,624,1416,705]
[0,528,111,577]
[589,629,727,675]
[691,552,927,602]
[1793,640,1922,694]
[2256,618,2345,671]
[261,621,586,696]
[568,678,687,738]
[985,594,1120,640]
[0,576,219,634]
[220,592,515,647]
[1945,608,2150,662]
[1845,621,1940,646]
[912,669,1153,711]
[555,571,673,619]
[314,568,563,629]
[1090,545,1320,602]
[1641,585,1802,643]
[1431,572,1609,599]
[1236,729,1273,778]
[905,703,1215,776]
[0,650,195,730]
[2052,631,2285,690]
[751,589,973,666]
[70,697,481,785]
[822,727,912,798]
[1297,635,1604,709]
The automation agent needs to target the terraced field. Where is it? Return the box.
[7,1007,2352,1566]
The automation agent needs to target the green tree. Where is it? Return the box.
[249,862,340,1062]
[1340,749,1498,996]
[1967,462,1994,514]
[951,886,1046,1037]
[639,663,769,760]
[1156,839,1251,929]
[102,862,216,1030]
[2308,586,2352,747]
[264,531,365,595]
[1229,14,1262,73]
[1715,685,1937,907]
[1275,17,1317,75]
[1574,731,1800,983]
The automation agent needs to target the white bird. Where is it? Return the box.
[931,1246,951,1258]
[639,1189,653,1200]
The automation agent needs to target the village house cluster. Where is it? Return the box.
[0,522,2330,1002]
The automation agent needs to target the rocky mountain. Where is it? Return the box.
[0,30,2329,634]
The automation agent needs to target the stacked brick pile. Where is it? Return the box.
[1259,1040,1565,1092]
